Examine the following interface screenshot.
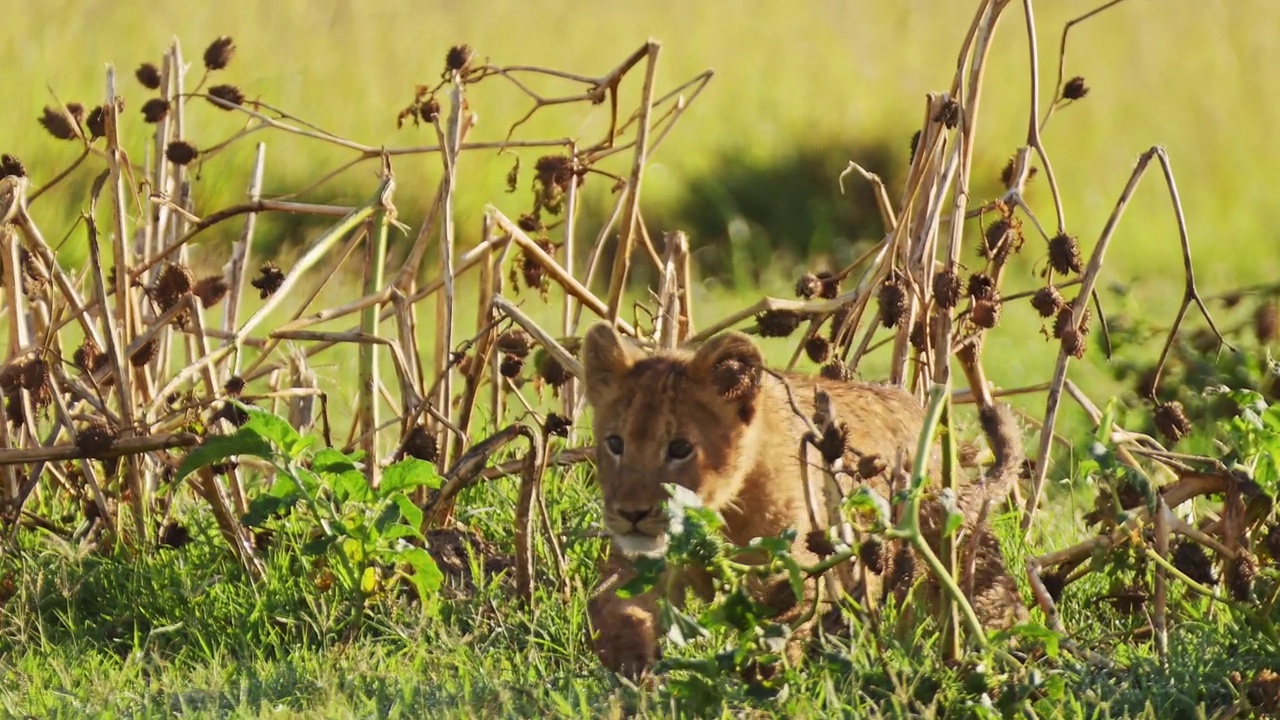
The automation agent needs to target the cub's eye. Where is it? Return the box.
[667,438,694,461]
[605,435,624,456]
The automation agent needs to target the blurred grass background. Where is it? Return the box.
[1,0,1276,437]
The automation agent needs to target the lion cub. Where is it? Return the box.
[581,321,1025,678]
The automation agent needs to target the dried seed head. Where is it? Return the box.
[857,454,887,480]
[4,395,24,428]
[165,140,199,166]
[1048,233,1083,275]
[909,320,927,351]
[211,401,250,428]
[1265,523,1280,563]
[445,44,473,73]
[207,84,246,109]
[756,309,804,338]
[816,423,849,465]
[0,362,24,393]
[225,376,246,397]
[983,217,1023,260]
[970,299,1001,330]
[795,272,821,299]
[518,240,554,296]
[1255,301,1279,344]
[1226,553,1257,601]
[1,154,26,179]
[887,543,915,592]
[535,351,570,388]
[141,98,169,123]
[908,129,921,162]
[1060,327,1086,358]
[806,530,837,559]
[1172,541,1216,587]
[816,271,840,299]
[75,418,118,455]
[496,330,531,358]
[999,155,1038,188]
[73,338,108,375]
[86,106,106,139]
[192,275,229,307]
[400,426,439,463]
[38,106,79,141]
[1031,285,1065,318]
[251,262,285,299]
[159,522,191,550]
[499,354,524,378]
[203,36,236,71]
[1040,571,1066,603]
[933,270,962,310]
[534,155,574,192]
[877,275,907,329]
[804,335,831,364]
[136,63,162,90]
[517,213,543,233]
[1154,401,1192,444]
[148,262,194,313]
[828,304,852,342]
[820,359,854,382]
[419,96,441,123]
[1246,669,1280,715]
[1135,367,1160,400]
[1107,586,1148,615]
[131,339,158,367]
[1062,76,1089,101]
[967,273,997,301]
[933,98,961,129]
[543,412,572,438]
[859,538,886,575]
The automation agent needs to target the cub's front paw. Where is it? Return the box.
[589,601,661,679]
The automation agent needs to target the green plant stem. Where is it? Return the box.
[1143,547,1277,645]
[890,384,988,649]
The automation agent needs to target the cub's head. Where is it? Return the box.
[581,322,766,558]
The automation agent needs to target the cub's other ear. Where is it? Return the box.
[582,322,640,402]
[689,331,764,414]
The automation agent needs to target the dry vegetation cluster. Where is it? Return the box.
[1,0,1279,715]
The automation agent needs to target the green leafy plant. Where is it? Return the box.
[175,402,444,618]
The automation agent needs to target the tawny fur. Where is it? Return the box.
[580,322,1027,678]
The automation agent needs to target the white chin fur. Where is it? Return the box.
[613,533,668,558]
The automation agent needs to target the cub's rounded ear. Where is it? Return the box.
[582,322,640,397]
[689,331,764,404]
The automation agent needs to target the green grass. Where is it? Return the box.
[2,463,1275,719]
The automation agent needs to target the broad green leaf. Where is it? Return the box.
[381,458,442,495]
[360,566,378,595]
[391,492,423,531]
[175,430,273,483]
[398,546,443,599]
[238,402,304,455]
[780,555,805,605]
[380,524,423,543]
[268,474,301,500]
[332,471,371,504]
[342,537,366,564]
[313,448,360,474]
[302,534,337,556]
[241,495,295,528]
[373,500,401,537]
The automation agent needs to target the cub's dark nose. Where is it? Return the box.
[618,507,653,525]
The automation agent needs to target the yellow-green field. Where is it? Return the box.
[3,1,1277,403]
